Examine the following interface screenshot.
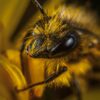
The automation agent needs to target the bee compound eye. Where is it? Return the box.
[50,31,78,56]
[64,33,77,49]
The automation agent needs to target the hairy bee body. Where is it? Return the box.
[22,2,100,88]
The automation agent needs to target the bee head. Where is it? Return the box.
[24,0,99,59]
[24,15,80,58]
[24,15,99,59]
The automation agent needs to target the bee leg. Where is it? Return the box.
[20,42,32,83]
[20,42,25,73]
[16,66,67,92]
[72,73,82,100]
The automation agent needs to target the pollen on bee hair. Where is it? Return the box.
[30,4,100,86]
[22,1,100,88]
[32,4,100,37]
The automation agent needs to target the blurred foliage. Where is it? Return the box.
[0,0,30,52]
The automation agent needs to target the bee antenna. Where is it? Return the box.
[32,0,48,18]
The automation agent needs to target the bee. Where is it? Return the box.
[16,0,100,100]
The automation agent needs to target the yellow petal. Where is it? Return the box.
[0,55,29,100]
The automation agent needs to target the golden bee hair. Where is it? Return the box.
[17,0,100,95]
[21,0,100,86]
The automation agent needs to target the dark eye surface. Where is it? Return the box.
[34,34,46,49]
[64,33,77,49]
[35,37,44,48]
[50,31,78,56]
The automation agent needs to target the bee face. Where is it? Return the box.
[26,31,78,58]
[25,15,99,61]
[17,1,100,94]
[21,2,100,87]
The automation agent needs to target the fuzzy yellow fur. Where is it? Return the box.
[24,3,100,87]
